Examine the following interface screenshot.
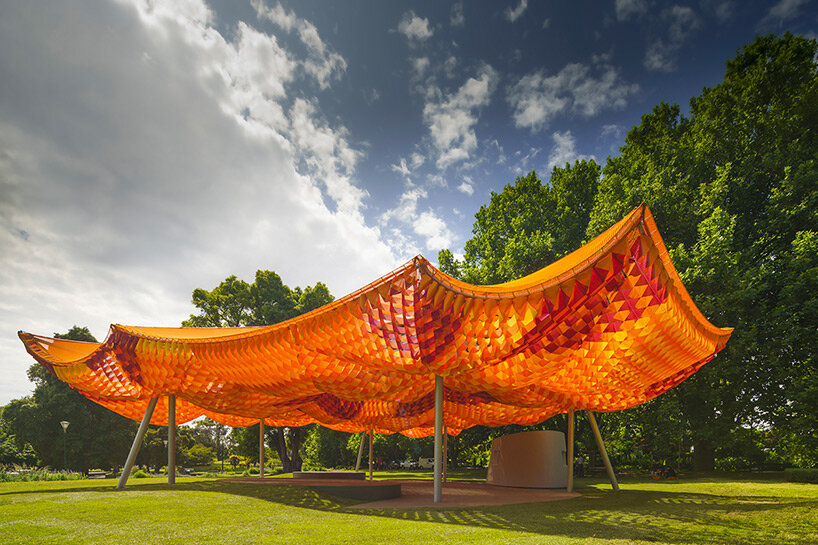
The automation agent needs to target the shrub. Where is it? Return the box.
[131,469,149,478]
[0,469,84,482]
[787,469,818,484]
[715,456,752,471]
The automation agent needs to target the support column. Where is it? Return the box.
[355,432,365,471]
[168,395,176,485]
[587,411,619,491]
[117,397,159,489]
[368,427,374,481]
[433,375,443,503]
[566,408,574,493]
[259,420,265,478]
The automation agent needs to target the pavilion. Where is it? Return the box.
[19,204,732,502]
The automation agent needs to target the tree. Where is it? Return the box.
[589,33,818,469]
[439,34,817,470]
[439,160,600,283]
[184,270,334,472]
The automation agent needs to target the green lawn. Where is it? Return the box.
[0,472,815,544]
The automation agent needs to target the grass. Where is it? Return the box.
[0,471,815,544]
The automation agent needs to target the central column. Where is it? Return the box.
[168,395,176,485]
[433,375,443,503]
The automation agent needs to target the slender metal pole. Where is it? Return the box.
[368,427,374,481]
[567,408,575,492]
[168,395,176,485]
[117,397,159,489]
[355,432,365,471]
[433,375,443,503]
[587,411,620,491]
[259,420,265,478]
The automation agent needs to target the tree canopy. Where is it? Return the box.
[184,270,334,471]
[441,33,818,470]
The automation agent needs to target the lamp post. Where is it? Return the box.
[60,421,70,470]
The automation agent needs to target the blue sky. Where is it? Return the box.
[1,0,816,404]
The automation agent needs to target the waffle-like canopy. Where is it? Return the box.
[19,204,731,437]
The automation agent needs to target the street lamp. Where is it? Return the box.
[60,421,70,470]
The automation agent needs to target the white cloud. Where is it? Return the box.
[507,63,638,131]
[423,65,498,169]
[253,0,346,88]
[710,0,734,21]
[505,0,529,22]
[457,181,474,195]
[412,57,431,78]
[644,6,701,72]
[380,187,428,225]
[398,11,433,42]
[410,153,426,169]
[0,0,397,403]
[615,0,648,21]
[391,158,412,177]
[379,188,454,253]
[511,147,541,175]
[759,0,811,29]
[547,131,594,170]
[450,3,465,26]
[413,211,454,250]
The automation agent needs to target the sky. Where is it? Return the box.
[1,0,816,405]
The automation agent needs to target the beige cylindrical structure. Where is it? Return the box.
[487,430,568,489]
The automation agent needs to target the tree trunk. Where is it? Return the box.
[288,428,303,471]
[693,438,715,471]
[273,428,292,471]
[271,427,304,472]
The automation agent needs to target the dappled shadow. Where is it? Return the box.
[1,478,815,545]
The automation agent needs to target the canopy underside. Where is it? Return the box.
[19,204,732,437]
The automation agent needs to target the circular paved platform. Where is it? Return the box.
[221,477,579,508]
[347,480,579,509]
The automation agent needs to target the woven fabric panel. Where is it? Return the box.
[18,205,732,436]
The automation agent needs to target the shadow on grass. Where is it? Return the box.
[2,478,815,545]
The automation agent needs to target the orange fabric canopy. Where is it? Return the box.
[19,204,731,437]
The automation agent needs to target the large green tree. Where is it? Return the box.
[440,33,817,470]
[439,159,601,283]
[589,33,817,469]
[184,271,334,472]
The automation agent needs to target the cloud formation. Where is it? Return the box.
[423,65,498,169]
[506,0,529,23]
[758,0,811,29]
[507,62,639,131]
[547,131,595,170]
[615,0,648,21]
[644,6,701,71]
[398,11,434,42]
[0,0,396,402]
